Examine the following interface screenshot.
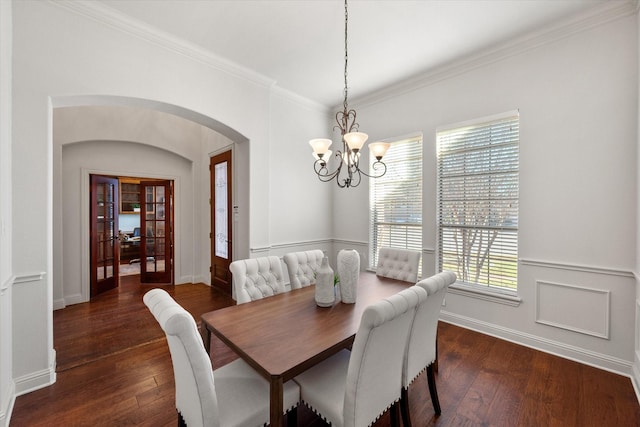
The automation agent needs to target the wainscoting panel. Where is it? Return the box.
[536,280,610,339]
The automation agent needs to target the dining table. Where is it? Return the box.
[200,271,411,427]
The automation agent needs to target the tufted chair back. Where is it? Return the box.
[343,285,427,427]
[230,256,286,304]
[376,247,421,283]
[410,270,457,374]
[399,271,457,423]
[143,288,220,427]
[283,250,325,289]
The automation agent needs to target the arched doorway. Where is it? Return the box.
[52,96,250,307]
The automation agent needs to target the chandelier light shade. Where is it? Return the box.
[309,0,390,188]
[309,138,332,158]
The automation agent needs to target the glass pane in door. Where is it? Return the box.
[96,182,116,281]
[144,185,165,274]
[214,161,228,259]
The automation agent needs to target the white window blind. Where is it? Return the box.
[369,136,422,273]
[437,112,519,291]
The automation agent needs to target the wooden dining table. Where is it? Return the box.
[200,271,411,426]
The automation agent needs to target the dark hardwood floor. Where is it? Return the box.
[11,276,640,426]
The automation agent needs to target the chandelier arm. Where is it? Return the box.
[356,160,388,179]
[349,169,362,187]
[313,151,353,189]
[313,158,341,180]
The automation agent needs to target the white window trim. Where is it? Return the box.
[369,134,423,273]
[437,110,520,299]
[448,281,522,306]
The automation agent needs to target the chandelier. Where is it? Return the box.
[309,0,390,188]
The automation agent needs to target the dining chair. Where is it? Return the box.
[375,247,421,283]
[143,288,300,427]
[400,271,457,426]
[229,256,286,304]
[293,285,428,427]
[283,249,325,289]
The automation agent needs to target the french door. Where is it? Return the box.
[139,180,173,284]
[210,150,232,294]
[90,175,119,297]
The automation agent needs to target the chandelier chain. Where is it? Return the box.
[343,0,349,111]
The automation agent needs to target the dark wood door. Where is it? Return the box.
[90,175,119,297]
[139,180,173,284]
[210,150,232,294]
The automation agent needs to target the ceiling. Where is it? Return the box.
[97,0,609,107]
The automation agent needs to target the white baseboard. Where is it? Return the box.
[14,349,56,397]
[14,367,56,397]
[191,275,209,285]
[440,311,633,377]
[631,357,640,405]
[176,275,195,284]
[53,298,66,310]
[0,380,15,427]
[62,293,86,307]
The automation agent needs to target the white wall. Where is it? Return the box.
[0,0,13,424]
[11,0,329,397]
[336,6,638,374]
[267,90,334,259]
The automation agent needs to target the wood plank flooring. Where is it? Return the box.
[11,276,640,426]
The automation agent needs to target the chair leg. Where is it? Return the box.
[426,365,441,415]
[286,407,298,427]
[400,387,412,427]
[434,332,438,373]
[389,401,401,427]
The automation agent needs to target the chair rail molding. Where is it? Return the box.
[269,239,333,251]
[0,276,12,296]
[12,272,46,286]
[249,246,273,256]
[332,238,368,247]
[520,258,634,278]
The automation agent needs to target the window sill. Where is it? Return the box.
[448,282,522,307]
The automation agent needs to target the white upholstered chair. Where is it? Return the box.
[143,288,300,427]
[229,256,286,304]
[283,250,325,289]
[293,286,427,427]
[400,271,457,426]
[375,247,421,283]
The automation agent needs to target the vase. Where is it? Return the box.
[337,249,359,304]
[315,256,335,307]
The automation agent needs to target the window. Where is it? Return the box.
[437,111,519,292]
[369,135,423,273]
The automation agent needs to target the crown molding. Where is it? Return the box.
[270,85,329,113]
[48,0,275,90]
[47,0,637,112]
[351,0,638,108]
